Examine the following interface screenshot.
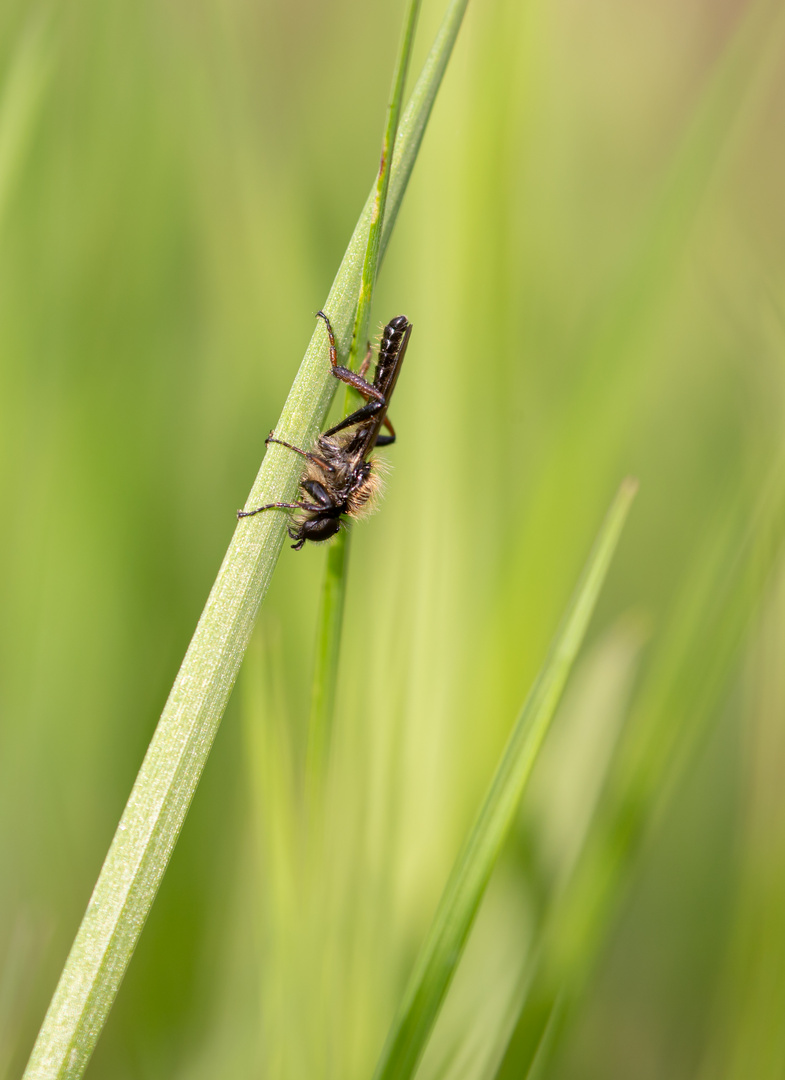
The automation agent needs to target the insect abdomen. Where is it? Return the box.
[375,315,409,386]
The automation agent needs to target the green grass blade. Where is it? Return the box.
[493,454,785,1079]
[307,529,350,785]
[350,0,420,367]
[371,478,638,1080]
[21,4,469,1078]
[307,0,421,786]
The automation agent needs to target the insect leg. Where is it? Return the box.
[237,500,320,520]
[331,364,385,402]
[322,399,382,438]
[374,416,396,446]
[358,342,373,378]
[265,433,335,472]
[315,309,338,367]
[316,310,385,403]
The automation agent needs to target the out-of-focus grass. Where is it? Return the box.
[3,0,785,1078]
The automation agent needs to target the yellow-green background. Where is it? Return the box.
[3,0,785,1077]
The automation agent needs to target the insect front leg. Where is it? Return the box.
[265,433,335,472]
[237,500,322,520]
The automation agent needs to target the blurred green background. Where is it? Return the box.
[3,0,785,1077]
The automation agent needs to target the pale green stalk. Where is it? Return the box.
[306,0,423,786]
[307,531,350,784]
[22,2,469,1077]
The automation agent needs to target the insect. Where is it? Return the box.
[237,310,412,549]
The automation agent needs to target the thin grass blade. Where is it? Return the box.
[350,0,420,367]
[492,457,785,1080]
[371,478,637,1080]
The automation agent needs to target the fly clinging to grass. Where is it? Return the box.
[238,311,412,549]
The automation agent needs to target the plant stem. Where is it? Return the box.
[306,526,350,787]
[306,0,422,786]
[350,0,420,368]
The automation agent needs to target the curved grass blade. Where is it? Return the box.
[307,0,421,788]
[22,3,470,1078]
[371,479,637,1080]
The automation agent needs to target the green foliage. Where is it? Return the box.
[3,0,785,1079]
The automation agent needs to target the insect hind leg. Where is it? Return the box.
[358,342,373,378]
[316,310,338,367]
[323,399,383,439]
[374,415,396,446]
[316,310,385,404]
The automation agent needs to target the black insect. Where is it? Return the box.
[238,310,412,549]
